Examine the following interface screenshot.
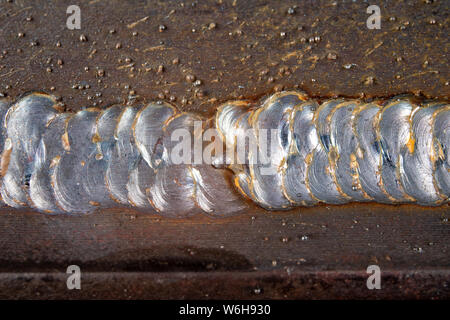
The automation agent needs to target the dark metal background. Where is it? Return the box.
[0,0,448,299]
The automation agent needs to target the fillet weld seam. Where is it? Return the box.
[0,91,448,216]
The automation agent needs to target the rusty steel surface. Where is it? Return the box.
[0,0,449,299]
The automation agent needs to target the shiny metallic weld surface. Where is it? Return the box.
[0,91,448,216]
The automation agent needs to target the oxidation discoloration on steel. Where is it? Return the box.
[0,92,448,216]
[0,0,449,299]
[0,0,448,111]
